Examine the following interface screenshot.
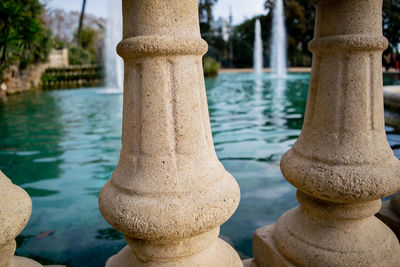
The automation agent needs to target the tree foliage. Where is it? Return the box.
[262,0,400,66]
[199,0,218,33]
[44,8,105,65]
[383,0,400,52]
[264,0,314,67]
[68,46,91,65]
[44,9,105,47]
[232,16,270,68]
[0,0,51,82]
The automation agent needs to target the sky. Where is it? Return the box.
[214,0,266,24]
[44,0,266,25]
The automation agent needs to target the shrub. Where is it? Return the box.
[68,46,91,65]
[0,0,51,83]
[203,57,220,77]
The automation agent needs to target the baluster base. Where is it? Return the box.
[253,203,400,267]
[106,238,242,267]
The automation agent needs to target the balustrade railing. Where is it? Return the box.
[3,0,400,266]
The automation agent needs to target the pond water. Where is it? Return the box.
[0,73,399,266]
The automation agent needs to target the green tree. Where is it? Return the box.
[76,0,87,46]
[265,0,314,67]
[231,16,270,67]
[0,0,51,83]
[383,0,400,52]
[265,0,400,65]
[68,46,91,65]
[199,0,218,33]
[73,26,98,63]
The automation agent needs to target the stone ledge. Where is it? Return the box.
[384,86,400,110]
[384,86,400,129]
[242,258,257,267]
[252,224,294,267]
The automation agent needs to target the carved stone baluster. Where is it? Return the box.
[246,0,400,266]
[0,171,42,267]
[98,0,242,266]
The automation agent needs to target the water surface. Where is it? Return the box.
[0,73,399,266]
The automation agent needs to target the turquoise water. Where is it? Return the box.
[0,73,399,266]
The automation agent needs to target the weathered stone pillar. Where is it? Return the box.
[98,0,241,266]
[247,0,400,266]
[0,171,42,267]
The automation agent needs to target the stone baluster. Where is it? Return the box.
[245,0,400,266]
[98,0,242,266]
[0,171,42,267]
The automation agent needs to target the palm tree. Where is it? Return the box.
[76,0,87,46]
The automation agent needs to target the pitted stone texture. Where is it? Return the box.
[255,206,400,267]
[106,238,241,267]
[250,0,400,266]
[273,205,399,266]
[283,0,400,203]
[99,0,241,265]
[0,172,31,248]
[0,171,42,267]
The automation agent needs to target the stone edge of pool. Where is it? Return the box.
[384,85,400,129]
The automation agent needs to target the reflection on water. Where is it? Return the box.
[206,73,309,257]
[0,89,124,266]
[96,228,124,241]
[384,73,400,86]
[0,92,65,185]
[387,126,400,159]
[0,73,399,266]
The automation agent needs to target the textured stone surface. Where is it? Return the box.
[98,0,241,265]
[250,0,400,266]
[0,171,43,267]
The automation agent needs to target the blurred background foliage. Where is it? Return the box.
[0,0,400,83]
[0,0,51,82]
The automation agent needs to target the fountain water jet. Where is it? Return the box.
[270,0,287,78]
[104,0,123,90]
[253,19,263,75]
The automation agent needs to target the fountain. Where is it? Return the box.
[253,19,263,75]
[270,0,287,78]
[104,0,123,90]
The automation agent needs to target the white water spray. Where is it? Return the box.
[253,19,263,75]
[105,0,123,90]
[270,0,287,78]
